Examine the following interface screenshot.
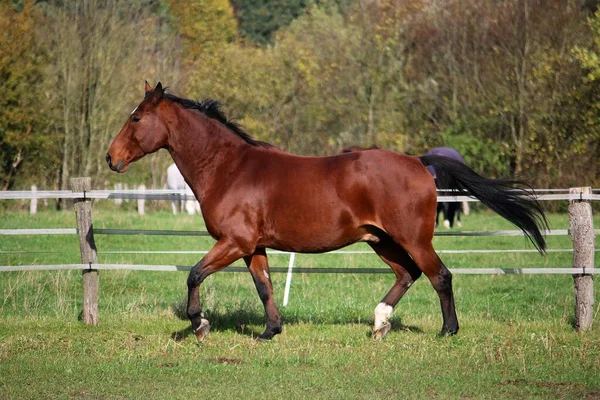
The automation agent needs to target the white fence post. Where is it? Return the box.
[29,185,37,214]
[137,184,146,216]
[569,187,595,332]
[114,183,122,205]
[283,252,296,307]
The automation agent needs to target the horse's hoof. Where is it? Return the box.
[257,333,274,341]
[194,318,210,342]
[443,220,451,229]
[438,327,458,337]
[257,326,282,341]
[372,323,391,340]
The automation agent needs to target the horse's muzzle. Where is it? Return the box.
[106,153,125,173]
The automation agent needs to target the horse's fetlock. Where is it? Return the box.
[187,308,204,321]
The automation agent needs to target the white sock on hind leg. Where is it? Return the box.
[374,302,393,331]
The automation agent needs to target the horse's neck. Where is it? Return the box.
[166,110,247,202]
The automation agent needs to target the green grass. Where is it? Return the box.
[1,209,599,399]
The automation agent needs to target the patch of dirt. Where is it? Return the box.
[535,381,585,389]
[500,379,586,390]
[500,379,598,398]
[210,357,243,365]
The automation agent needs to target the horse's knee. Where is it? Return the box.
[434,267,453,293]
[254,279,273,304]
[187,266,200,288]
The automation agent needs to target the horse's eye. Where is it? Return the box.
[131,115,141,123]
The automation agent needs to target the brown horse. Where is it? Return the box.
[107,82,548,342]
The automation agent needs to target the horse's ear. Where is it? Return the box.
[144,80,152,95]
[149,82,164,104]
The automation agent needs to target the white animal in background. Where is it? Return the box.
[166,163,200,215]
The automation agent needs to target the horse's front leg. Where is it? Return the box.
[244,248,282,340]
[187,238,246,342]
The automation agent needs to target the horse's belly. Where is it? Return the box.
[260,217,371,253]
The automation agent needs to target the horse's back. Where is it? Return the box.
[250,147,436,213]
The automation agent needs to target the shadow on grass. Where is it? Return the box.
[171,300,424,341]
[389,319,424,334]
[171,308,279,341]
[362,318,424,339]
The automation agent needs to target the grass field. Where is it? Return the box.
[1,208,599,399]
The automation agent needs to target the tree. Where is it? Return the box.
[403,0,594,185]
[168,0,238,65]
[188,2,417,155]
[0,2,56,190]
[231,0,311,45]
[40,0,182,191]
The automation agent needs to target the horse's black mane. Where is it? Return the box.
[164,93,272,148]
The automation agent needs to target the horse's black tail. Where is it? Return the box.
[419,155,548,253]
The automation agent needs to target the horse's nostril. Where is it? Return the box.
[106,153,112,167]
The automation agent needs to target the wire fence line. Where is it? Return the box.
[2,248,598,256]
[0,184,596,324]
[1,214,596,274]
[0,263,597,275]
[1,227,599,237]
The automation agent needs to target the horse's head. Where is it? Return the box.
[106,81,169,173]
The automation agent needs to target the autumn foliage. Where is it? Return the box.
[1,0,599,192]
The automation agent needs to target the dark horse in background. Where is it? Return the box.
[107,82,548,342]
[425,147,470,229]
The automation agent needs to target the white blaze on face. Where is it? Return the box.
[374,302,393,331]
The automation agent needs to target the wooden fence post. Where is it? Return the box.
[569,187,595,332]
[71,177,99,325]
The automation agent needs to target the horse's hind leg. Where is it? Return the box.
[455,203,462,228]
[244,248,282,340]
[404,242,458,335]
[442,203,451,229]
[447,203,457,228]
[369,239,422,339]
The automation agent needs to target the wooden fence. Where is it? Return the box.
[0,178,598,332]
